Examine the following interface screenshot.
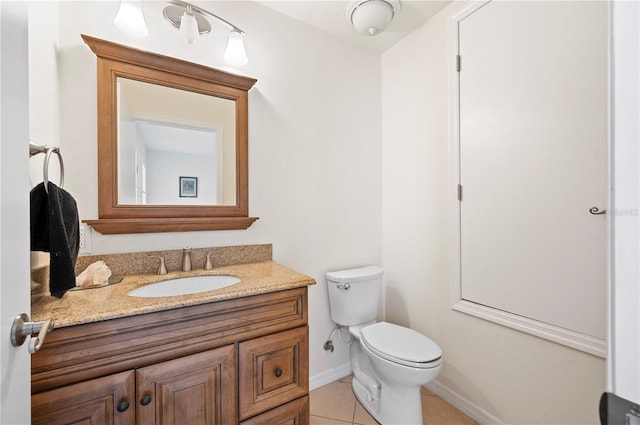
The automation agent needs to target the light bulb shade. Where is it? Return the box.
[179,12,199,44]
[350,0,394,36]
[224,30,248,66]
[113,0,149,38]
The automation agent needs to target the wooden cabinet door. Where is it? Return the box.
[32,370,135,425]
[136,345,236,425]
[240,395,309,425]
[239,326,308,420]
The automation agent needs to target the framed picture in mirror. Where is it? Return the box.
[180,177,198,198]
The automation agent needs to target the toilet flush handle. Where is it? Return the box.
[336,283,351,290]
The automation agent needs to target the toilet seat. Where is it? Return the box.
[361,322,442,369]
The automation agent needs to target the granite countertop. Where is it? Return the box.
[31,261,315,328]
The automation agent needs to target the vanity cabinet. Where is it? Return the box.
[31,287,309,425]
[239,326,308,420]
[32,347,235,425]
[137,346,236,424]
[32,370,135,425]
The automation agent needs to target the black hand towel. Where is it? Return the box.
[30,182,80,298]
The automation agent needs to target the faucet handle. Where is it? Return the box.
[148,256,167,275]
[204,252,214,270]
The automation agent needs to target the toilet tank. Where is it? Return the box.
[326,266,383,326]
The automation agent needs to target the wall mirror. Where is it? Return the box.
[82,35,257,234]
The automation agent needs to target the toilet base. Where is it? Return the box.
[352,376,381,421]
[350,339,426,425]
[345,322,441,424]
[378,380,424,424]
[352,376,425,425]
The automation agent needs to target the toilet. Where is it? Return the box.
[326,266,442,425]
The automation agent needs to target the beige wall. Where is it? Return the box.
[381,2,606,424]
[28,1,609,420]
[28,0,382,386]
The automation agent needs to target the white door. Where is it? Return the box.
[610,0,640,404]
[0,2,32,424]
[457,1,607,340]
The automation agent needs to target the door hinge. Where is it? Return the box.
[456,55,461,72]
[457,184,463,201]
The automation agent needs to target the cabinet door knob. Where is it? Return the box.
[116,400,129,412]
[274,368,283,378]
[140,394,152,406]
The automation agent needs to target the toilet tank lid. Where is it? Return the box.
[326,266,383,283]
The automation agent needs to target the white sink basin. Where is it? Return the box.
[127,275,241,298]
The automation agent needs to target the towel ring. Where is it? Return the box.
[43,147,64,193]
[30,143,64,194]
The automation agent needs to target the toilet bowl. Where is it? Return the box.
[326,267,443,425]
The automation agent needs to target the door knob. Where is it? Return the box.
[589,207,607,215]
[10,313,54,354]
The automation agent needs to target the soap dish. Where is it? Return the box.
[69,276,123,291]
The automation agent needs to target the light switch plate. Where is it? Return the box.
[79,224,92,254]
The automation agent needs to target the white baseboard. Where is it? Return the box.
[425,380,505,425]
[309,362,353,391]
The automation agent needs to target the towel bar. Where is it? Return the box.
[29,142,65,193]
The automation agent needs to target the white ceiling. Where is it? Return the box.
[136,120,216,156]
[256,0,452,53]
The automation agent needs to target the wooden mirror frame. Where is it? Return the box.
[81,35,258,234]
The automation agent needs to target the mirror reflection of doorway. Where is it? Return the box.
[135,150,147,205]
[116,77,233,206]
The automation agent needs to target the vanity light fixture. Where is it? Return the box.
[113,0,149,38]
[176,4,200,44]
[346,0,401,36]
[113,0,249,66]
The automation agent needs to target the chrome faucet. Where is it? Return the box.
[148,256,167,275]
[204,252,214,270]
[182,248,192,272]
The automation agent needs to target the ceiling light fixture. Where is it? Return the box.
[346,0,401,36]
[113,0,249,66]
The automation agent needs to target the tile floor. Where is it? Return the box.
[309,376,478,425]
